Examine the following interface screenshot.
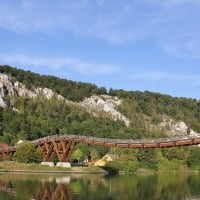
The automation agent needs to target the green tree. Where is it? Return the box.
[187,147,200,169]
[90,149,100,161]
[76,144,90,158]
[14,142,42,163]
[71,149,84,163]
[162,147,187,161]
[137,149,158,170]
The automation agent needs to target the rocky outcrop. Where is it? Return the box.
[0,73,130,126]
[158,118,199,136]
[80,95,130,127]
[1,73,198,134]
[14,81,37,98]
[0,73,65,107]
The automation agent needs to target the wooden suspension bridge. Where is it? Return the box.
[0,134,200,162]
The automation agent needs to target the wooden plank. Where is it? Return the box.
[175,140,193,146]
[143,143,159,148]
[104,143,117,147]
[117,143,129,148]
[159,142,176,147]
[129,143,143,148]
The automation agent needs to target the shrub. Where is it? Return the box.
[187,147,200,169]
[14,142,42,163]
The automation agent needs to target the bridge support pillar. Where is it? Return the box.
[41,162,55,167]
[56,162,71,168]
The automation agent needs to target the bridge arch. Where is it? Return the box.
[1,134,200,162]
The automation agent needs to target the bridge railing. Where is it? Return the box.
[32,134,200,145]
[1,134,200,155]
[0,146,16,152]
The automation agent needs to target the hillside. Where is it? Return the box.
[0,65,200,146]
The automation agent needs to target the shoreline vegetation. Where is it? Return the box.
[0,161,107,174]
[0,161,199,175]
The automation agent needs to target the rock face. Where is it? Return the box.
[0,73,64,106]
[80,95,130,127]
[0,73,54,108]
[0,74,17,107]
[159,118,199,136]
[1,72,198,135]
[0,73,130,126]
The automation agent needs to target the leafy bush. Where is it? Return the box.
[137,149,158,170]
[105,160,138,173]
[187,147,200,169]
[14,142,42,163]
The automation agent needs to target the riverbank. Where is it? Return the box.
[1,161,199,175]
[0,161,108,174]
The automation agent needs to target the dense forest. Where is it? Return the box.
[0,65,200,144]
[1,65,200,171]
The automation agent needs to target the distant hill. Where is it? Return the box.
[0,65,200,145]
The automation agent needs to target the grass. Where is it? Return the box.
[0,161,107,174]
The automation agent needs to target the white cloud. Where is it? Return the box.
[0,53,120,76]
[129,70,200,85]
[130,71,166,81]
[0,1,200,57]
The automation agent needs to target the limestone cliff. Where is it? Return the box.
[1,72,198,135]
[158,118,199,136]
[0,73,129,126]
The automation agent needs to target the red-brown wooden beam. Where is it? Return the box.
[1,134,200,162]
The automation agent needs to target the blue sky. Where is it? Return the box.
[0,0,200,99]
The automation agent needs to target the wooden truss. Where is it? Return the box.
[37,140,76,162]
[36,182,72,200]
[0,148,16,161]
[1,134,200,163]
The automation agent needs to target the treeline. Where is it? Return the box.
[0,65,107,101]
[109,89,200,132]
[0,96,152,145]
[104,145,200,172]
[68,142,200,172]
[1,65,199,130]
[0,65,200,143]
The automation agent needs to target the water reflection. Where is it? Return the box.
[35,181,72,200]
[0,175,72,200]
[0,179,15,196]
[0,173,200,200]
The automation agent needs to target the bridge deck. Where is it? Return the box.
[33,134,200,147]
[1,134,200,162]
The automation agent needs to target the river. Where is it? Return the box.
[0,173,200,199]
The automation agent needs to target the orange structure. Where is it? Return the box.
[0,143,8,148]
[0,145,16,160]
[1,134,200,162]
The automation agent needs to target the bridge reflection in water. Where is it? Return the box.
[1,134,200,162]
[1,174,200,200]
[0,176,72,200]
[0,179,15,196]
[35,180,72,200]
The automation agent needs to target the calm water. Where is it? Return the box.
[0,173,200,200]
